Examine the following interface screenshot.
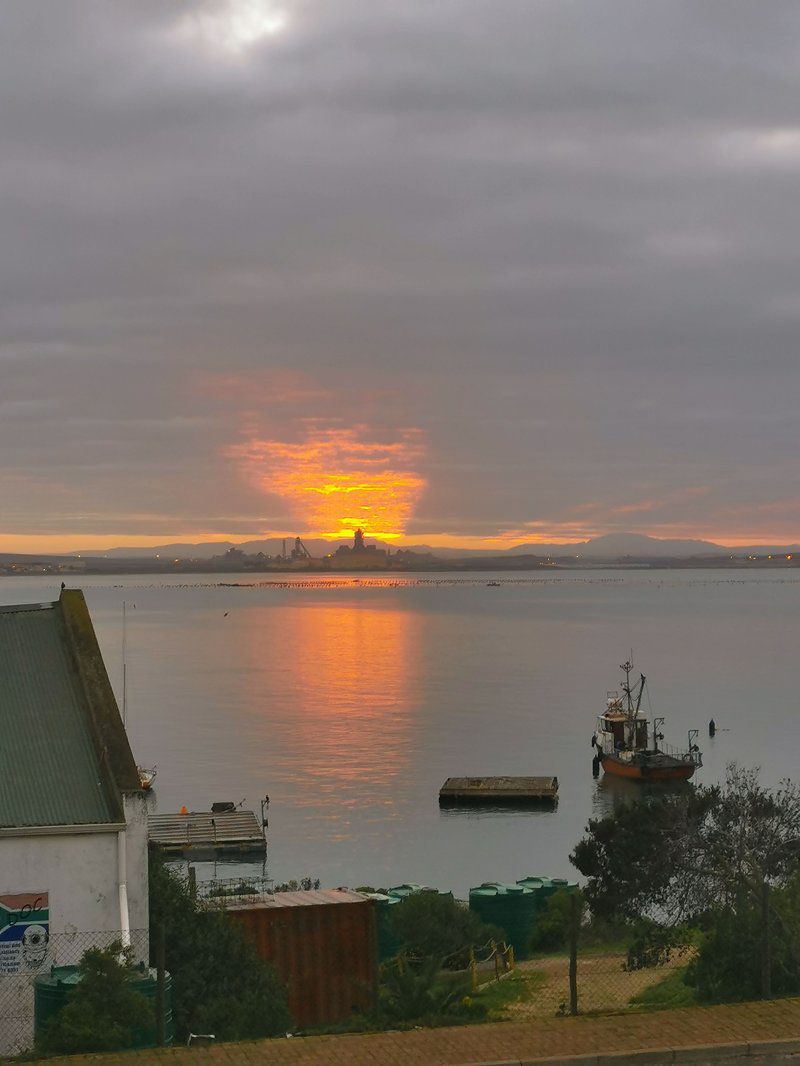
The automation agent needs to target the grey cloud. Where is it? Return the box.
[2,0,800,542]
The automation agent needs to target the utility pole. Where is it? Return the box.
[569,891,580,1015]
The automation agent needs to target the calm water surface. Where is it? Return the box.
[4,571,797,896]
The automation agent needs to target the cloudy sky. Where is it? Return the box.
[3,0,800,552]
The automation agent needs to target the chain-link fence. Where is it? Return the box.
[490,947,693,1018]
[0,927,149,1058]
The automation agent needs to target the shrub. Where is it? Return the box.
[149,855,292,1040]
[376,956,486,1025]
[389,892,503,970]
[529,889,585,952]
[37,941,153,1054]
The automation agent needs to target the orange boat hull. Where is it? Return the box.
[601,756,696,782]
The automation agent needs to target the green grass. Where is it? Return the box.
[629,967,696,1010]
[476,970,547,1018]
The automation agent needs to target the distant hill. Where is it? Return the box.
[402,533,728,559]
[510,533,728,558]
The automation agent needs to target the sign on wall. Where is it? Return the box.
[0,893,50,974]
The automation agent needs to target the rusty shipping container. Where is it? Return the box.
[227,889,378,1029]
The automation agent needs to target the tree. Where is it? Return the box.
[530,888,586,952]
[149,856,292,1040]
[37,941,153,1054]
[388,892,503,970]
[571,765,800,998]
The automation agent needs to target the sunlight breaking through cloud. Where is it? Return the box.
[173,0,288,56]
[230,426,426,540]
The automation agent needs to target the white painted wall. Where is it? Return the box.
[0,793,149,1055]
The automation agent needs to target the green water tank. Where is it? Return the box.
[518,873,578,906]
[387,883,438,899]
[517,875,579,914]
[468,882,537,959]
[366,893,402,961]
[34,964,173,1049]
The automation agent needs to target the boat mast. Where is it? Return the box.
[621,659,634,717]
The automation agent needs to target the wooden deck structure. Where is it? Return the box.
[148,810,266,855]
[439,776,558,807]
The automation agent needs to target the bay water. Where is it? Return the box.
[3,571,796,896]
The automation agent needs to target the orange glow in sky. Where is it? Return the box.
[230,425,426,540]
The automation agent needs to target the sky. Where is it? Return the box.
[3,0,800,553]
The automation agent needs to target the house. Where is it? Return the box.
[0,589,148,1055]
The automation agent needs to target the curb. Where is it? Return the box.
[457,1036,800,1066]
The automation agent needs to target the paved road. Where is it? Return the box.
[39,997,800,1065]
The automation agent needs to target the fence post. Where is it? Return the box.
[469,947,477,992]
[568,891,579,1016]
[761,880,772,1000]
[156,922,166,1047]
[491,939,499,981]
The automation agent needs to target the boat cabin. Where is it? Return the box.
[595,696,649,754]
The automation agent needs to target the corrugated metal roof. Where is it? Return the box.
[0,601,119,827]
[227,889,369,911]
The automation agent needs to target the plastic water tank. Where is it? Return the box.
[365,893,402,961]
[468,882,537,959]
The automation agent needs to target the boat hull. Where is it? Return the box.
[601,755,696,781]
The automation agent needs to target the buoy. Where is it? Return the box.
[708,719,716,737]
[180,805,188,815]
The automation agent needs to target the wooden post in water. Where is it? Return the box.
[188,866,197,900]
[569,892,579,1016]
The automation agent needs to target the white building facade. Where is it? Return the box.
[0,591,149,1055]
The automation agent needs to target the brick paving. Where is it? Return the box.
[39,997,800,1066]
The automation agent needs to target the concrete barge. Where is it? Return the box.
[438,776,558,807]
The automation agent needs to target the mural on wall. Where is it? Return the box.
[0,893,49,974]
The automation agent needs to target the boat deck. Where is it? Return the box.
[439,776,558,807]
[148,810,266,855]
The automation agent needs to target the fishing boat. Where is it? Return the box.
[592,660,702,781]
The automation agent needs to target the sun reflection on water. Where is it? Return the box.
[236,601,420,831]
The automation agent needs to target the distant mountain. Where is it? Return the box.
[509,533,728,559]
[401,533,728,558]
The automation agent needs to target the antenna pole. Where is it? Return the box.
[122,601,127,725]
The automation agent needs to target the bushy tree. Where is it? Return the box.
[573,765,800,926]
[530,889,586,952]
[149,856,292,1040]
[686,877,800,1002]
[388,892,503,970]
[571,765,800,998]
[37,941,153,1054]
